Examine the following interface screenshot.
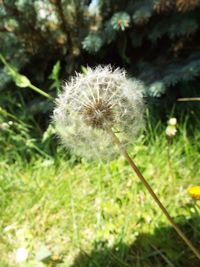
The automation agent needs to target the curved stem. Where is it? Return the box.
[107,128,200,260]
[29,84,53,100]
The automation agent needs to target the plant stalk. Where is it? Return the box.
[29,84,54,100]
[108,128,200,260]
[166,137,175,182]
[177,97,200,102]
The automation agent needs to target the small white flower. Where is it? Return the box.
[53,65,145,159]
[15,247,28,263]
[166,125,177,137]
[1,122,9,129]
[168,118,177,126]
[166,117,177,137]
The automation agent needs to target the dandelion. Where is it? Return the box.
[53,65,200,260]
[188,186,200,200]
[166,125,177,137]
[166,117,177,180]
[166,117,177,138]
[53,65,144,159]
[168,118,177,126]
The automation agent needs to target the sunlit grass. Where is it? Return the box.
[0,116,200,267]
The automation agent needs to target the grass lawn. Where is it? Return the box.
[0,115,200,267]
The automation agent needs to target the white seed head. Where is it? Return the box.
[166,125,177,137]
[168,117,177,126]
[53,65,145,159]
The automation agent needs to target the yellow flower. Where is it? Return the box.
[188,186,200,200]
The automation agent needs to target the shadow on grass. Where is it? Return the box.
[69,216,200,267]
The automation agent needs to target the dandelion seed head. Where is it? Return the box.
[168,117,177,126]
[166,117,177,138]
[166,125,177,137]
[53,65,145,160]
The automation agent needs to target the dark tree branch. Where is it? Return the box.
[54,0,71,47]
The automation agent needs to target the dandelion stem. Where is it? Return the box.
[108,127,200,261]
[166,137,175,182]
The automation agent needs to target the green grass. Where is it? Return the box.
[0,116,200,267]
